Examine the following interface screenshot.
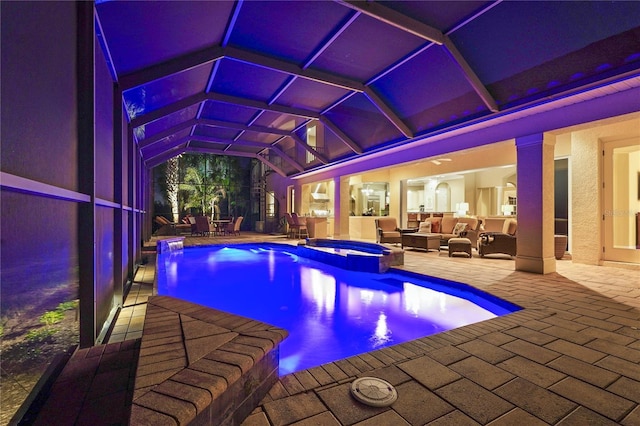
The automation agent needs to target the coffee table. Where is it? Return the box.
[401,233,440,252]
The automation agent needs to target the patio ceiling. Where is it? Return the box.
[95,0,640,176]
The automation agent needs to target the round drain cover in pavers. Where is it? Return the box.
[350,377,398,407]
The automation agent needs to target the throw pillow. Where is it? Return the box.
[453,222,468,236]
[418,221,431,233]
[431,220,440,233]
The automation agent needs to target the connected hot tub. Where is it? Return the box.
[297,238,402,273]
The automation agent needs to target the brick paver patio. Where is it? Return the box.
[33,233,640,424]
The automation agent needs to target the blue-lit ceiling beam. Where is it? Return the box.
[137,119,198,149]
[320,116,363,154]
[130,92,207,128]
[200,119,328,164]
[224,47,411,139]
[443,36,499,112]
[336,0,444,44]
[224,46,364,92]
[364,87,413,137]
[133,109,328,163]
[221,0,243,47]
[118,46,224,90]
[336,0,498,113]
[302,10,360,69]
[208,92,321,119]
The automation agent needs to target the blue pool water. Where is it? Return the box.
[157,243,520,375]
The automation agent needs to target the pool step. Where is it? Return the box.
[130,296,288,425]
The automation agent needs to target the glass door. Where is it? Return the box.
[602,138,640,264]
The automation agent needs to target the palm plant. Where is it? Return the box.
[166,156,180,222]
[180,163,227,218]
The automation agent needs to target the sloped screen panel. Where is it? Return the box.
[379,1,493,32]
[136,105,200,142]
[142,131,191,160]
[311,14,424,82]
[228,1,351,64]
[200,100,258,124]
[189,140,231,152]
[451,1,640,105]
[323,93,404,151]
[372,46,487,134]
[276,78,351,112]
[193,125,241,141]
[96,1,232,75]
[320,129,354,162]
[210,59,290,102]
[123,63,212,120]
[252,111,307,131]
[484,28,640,107]
[238,131,282,145]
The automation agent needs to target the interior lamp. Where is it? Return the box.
[502,204,514,216]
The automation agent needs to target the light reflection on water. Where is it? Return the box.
[157,244,519,375]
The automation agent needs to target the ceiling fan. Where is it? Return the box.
[430,158,452,165]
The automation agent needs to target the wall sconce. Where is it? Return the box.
[502,204,514,216]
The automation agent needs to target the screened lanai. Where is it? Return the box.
[1,1,640,423]
[95,0,640,175]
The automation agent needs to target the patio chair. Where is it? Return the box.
[375,217,402,244]
[478,232,517,257]
[225,216,243,236]
[291,213,309,239]
[284,213,297,238]
[193,215,212,236]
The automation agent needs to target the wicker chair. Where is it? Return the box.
[478,232,517,257]
[224,216,243,236]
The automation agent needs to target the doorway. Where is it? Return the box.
[435,183,450,212]
[602,138,640,264]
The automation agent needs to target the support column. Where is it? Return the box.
[293,182,302,215]
[515,133,556,274]
[334,177,350,238]
[77,1,96,347]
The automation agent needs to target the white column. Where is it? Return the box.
[293,182,302,215]
[515,133,557,274]
[334,176,350,238]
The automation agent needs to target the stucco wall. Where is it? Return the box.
[570,115,640,265]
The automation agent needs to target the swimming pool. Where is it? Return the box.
[157,243,520,375]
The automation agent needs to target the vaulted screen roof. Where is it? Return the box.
[95,0,640,176]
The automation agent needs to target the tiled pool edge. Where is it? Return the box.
[130,296,288,425]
